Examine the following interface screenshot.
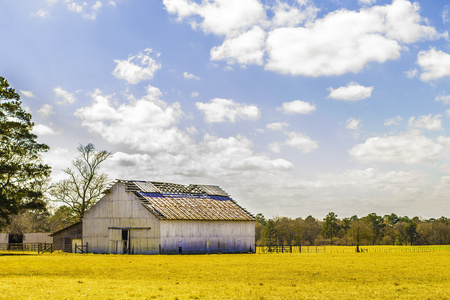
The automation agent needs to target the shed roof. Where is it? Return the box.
[118,180,255,221]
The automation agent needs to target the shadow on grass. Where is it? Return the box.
[0,252,37,256]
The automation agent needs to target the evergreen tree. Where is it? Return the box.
[0,76,51,229]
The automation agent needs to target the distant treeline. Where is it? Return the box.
[256,213,450,246]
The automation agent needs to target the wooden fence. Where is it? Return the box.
[255,245,450,254]
[0,243,88,254]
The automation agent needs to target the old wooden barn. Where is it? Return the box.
[83,180,256,254]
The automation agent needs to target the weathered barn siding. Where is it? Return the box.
[0,233,8,244]
[51,222,82,252]
[160,220,255,254]
[83,182,161,254]
[23,233,52,244]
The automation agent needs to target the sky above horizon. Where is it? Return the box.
[2,0,450,219]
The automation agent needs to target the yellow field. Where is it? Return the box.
[1,247,449,299]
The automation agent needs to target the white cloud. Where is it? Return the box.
[442,5,450,23]
[54,87,76,104]
[266,0,446,77]
[346,118,362,130]
[277,100,316,115]
[191,91,199,98]
[404,69,418,79]
[210,26,266,65]
[271,1,318,28]
[33,9,50,18]
[266,122,288,131]
[183,72,200,80]
[349,131,444,164]
[112,48,161,84]
[166,0,446,77]
[20,90,35,98]
[417,48,450,82]
[268,142,281,153]
[408,114,443,131]
[108,1,116,7]
[359,0,376,5]
[82,1,103,19]
[163,0,266,37]
[32,124,61,136]
[37,104,55,118]
[196,98,260,123]
[74,87,292,182]
[75,86,189,154]
[327,82,374,101]
[384,115,403,126]
[66,1,85,13]
[436,94,450,105]
[284,131,318,154]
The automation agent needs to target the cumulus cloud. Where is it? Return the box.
[408,114,443,131]
[417,48,450,82]
[38,104,55,118]
[277,100,316,114]
[20,90,35,98]
[163,0,266,37]
[384,115,403,126]
[359,0,377,5]
[166,0,446,77]
[196,98,260,123]
[443,5,450,23]
[327,82,374,101]
[112,48,161,84]
[54,87,76,104]
[32,124,61,136]
[183,72,200,80]
[346,118,362,130]
[349,131,444,164]
[283,131,318,154]
[271,0,318,28]
[210,26,266,65]
[266,122,288,131]
[74,87,292,181]
[266,0,445,76]
[404,69,418,79]
[435,94,450,105]
[33,9,50,18]
[75,86,188,154]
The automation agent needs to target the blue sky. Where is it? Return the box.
[2,0,450,219]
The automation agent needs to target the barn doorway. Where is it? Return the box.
[122,229,130,254]
[8,233,23,244]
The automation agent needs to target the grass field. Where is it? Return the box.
[1,247,449,299]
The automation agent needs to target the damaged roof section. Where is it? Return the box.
[119,180,255,221]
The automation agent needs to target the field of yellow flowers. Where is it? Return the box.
[0,247,449,299]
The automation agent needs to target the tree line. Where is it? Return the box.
[256,212,450,248]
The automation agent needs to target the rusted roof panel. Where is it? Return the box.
[120,180,255,221]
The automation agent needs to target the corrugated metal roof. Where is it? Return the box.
[122,180,255,221]
[187,185,229,196]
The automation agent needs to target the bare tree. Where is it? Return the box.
[50,144,111,220]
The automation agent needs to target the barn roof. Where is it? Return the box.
[118,180,255,221]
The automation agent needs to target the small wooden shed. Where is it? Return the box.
[50,222,83,253]
[83,180,256,254]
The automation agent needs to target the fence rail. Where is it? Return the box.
[255,245,450,254]
[0,243,87,254]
